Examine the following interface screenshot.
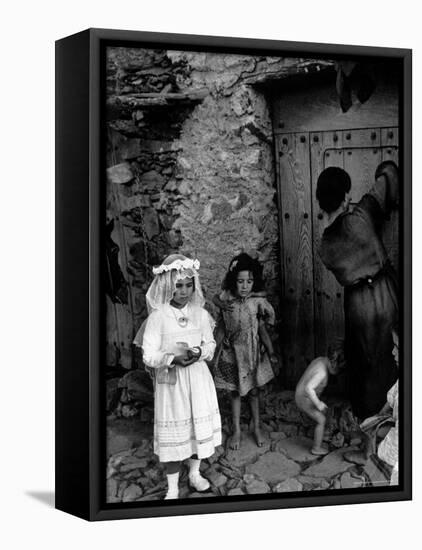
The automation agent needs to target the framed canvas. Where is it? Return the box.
[55,28,412,521]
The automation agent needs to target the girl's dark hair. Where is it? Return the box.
[316,167,352,214]
[223,253,265,293]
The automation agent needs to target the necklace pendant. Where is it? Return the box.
[177,316,188,328]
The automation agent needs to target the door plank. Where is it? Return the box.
[272,78,399,133]
[277,133,315,383]
[342,128,382,202]
[380,127,399,272]
[107,177,135,370]
[310,130,345,357]
[106,294,120,367]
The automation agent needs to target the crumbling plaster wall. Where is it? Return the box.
[106,47,327,366]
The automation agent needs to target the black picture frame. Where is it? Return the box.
[55,28,412,521]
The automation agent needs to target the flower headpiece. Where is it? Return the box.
[145,254,205,314]
[152,257,200,275]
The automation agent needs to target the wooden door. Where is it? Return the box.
[275,133,315,384]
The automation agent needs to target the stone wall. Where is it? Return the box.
[165,51,281,313]
[106,46,331,368]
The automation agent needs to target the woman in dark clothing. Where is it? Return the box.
[316,162,399,420]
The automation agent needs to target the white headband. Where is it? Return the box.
[152,258,200,275]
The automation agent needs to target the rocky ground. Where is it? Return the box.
[106,389,392,503]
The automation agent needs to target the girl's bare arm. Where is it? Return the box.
[258,321,276,358]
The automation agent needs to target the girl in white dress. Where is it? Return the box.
[134,254,221,499]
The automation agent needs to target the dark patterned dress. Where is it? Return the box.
[213,294,275,397]
[319,176,398,419]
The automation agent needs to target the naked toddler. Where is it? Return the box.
[295,346,344,455]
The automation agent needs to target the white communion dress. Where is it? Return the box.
[135,303,222,462]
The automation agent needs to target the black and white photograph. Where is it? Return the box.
[103,41,407,507]
[5,0,422,545]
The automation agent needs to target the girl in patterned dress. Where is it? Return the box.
[213,253,278,450]
[134,254,221,500]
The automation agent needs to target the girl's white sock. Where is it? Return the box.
[165,472,179,499]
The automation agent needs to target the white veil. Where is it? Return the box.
[145,254,205,313]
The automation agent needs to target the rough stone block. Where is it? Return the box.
[107,478,118,498]
[118,370,153,402]
[242,473,256,484]
[177,180,191,195]
[275,436,316,463]
[142,207,160,239]
[227,488,245,496]
[117,480,128,499]
[302,447,359,478]
[118,194,143,213]
[269,431,287,441]
[107,419,152,458]
[277,422,299,437]
[120,138,142,160]
[140,170,166,191]
[209,473,227,488]
[277,390,295,402]
[107,162,134,185]
[331,432,345,449]
[121,404,138,418]
[120,458,149,472]
[133,439,152,458]
[241,128,260,146]
[122,483,143,502]
[340,472,363,489]
[224,433,270,468]
[245,480,271,495]
[297,475,330,490]
[363,458,390,487]
[230,87,251,116]
[274,478,303,493]
[106,378,122,412]
[245,452,301,485]
[225,479,239,491]
[140,140,174,153]
[107,434,136,458]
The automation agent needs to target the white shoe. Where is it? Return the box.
[189,473,210,492]
[164,491,179,500]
